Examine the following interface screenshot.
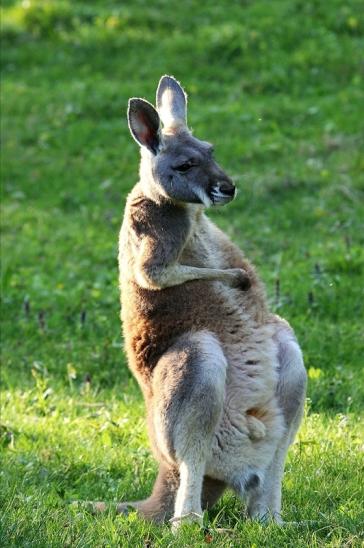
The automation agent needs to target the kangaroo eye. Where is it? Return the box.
[175,161,194,173]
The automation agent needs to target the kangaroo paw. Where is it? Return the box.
[247,415,266,440]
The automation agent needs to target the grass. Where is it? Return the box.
[1,0,364,545]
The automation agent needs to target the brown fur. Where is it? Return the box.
[120,187,269,400]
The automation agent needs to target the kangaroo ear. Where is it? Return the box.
[127,98,161,154]
[156,75,187,130]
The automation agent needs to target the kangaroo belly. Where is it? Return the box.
[123,274,271,386]
[122,278,254,382]
[206,329,286,486]
[206,401,285,489]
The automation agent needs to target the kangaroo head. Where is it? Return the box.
[127,75,236,207]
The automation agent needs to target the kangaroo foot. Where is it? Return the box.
[170,511,203,533]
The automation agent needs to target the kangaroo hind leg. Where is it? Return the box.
[247,325,307,523]
[113,469,226,524]
[152,330,227,530]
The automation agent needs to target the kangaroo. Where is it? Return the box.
[114,76,307,529]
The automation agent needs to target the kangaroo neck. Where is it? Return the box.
[138,179,204,223]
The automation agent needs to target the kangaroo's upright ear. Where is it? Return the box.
[156,75,187,130]
[127,98,161,154]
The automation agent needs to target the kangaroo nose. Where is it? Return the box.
[218,181,236,197]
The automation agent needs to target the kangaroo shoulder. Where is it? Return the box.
[126,191,191,243]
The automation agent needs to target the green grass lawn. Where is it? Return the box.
[1,1,364,546]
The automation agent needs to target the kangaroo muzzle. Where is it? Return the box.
[209,180,236,205]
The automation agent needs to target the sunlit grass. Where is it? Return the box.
[1,385,363,546]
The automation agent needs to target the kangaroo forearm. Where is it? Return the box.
[167,265,238,287]
[136,263,244,290]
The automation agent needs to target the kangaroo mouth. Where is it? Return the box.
[209,183,236,206]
